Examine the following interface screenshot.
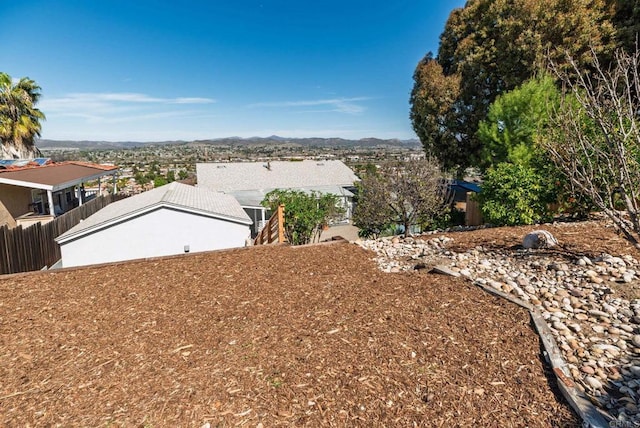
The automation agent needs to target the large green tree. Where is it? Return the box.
[477,75,560,168]
[476,76,561,225]
[0,72,45,159]
[410,0,616,175]
[477,75,595,224]
[409,54,463,175]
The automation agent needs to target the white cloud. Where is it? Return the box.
[38,91,218,131]
[89,93,165,103]
[173,97,215,104]
[40,92,216,113]
[248,97,370,114]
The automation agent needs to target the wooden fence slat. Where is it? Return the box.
[0,226,8,274]
[26,224,36,271]
[33,223,44,270]
[6,226,15,273]
[0,193,128,275]
[254,204,286,245]
[277,205,285,243]
[12,226,22,273]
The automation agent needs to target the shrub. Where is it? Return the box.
[262,189,344,245]
[480,162,554,226]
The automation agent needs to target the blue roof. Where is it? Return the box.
[0,158,51,167]
[451,180,481,193]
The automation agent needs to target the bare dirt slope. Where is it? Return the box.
[0,236,585,426]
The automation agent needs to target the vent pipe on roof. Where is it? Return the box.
[266,161,271,171]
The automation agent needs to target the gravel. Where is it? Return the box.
[358,226,640,426]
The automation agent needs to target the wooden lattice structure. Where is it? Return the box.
[254,204,286,245]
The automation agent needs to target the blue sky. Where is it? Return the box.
[1,0,465,142]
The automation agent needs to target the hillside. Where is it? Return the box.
[0,240,577,426]
[36,136,420,150]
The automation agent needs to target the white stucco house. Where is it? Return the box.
[55,181,252,268]
[196,160,359,236]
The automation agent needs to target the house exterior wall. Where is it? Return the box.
[0,200,17,228]
[0,184,32,218]
[243,207,267,237]
[59,207,250,268]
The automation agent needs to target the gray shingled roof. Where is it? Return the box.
[229,186,355,207]
[56,182,251,242]
[196,160,359,193]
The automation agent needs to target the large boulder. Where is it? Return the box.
[523,230,558,249]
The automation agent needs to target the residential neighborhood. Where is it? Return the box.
[3,0,640,425]
[0,148,486,271]
[0,152,367,271]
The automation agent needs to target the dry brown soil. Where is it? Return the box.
[1,220,628,427]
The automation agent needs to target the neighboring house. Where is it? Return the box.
[0,159,118,227]
[55,181,252,268]
[450,179,482,210]
[196,160,359,235]
[449,179,482,226]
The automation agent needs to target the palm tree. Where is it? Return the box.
[0,72,45,159]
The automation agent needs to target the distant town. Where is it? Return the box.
[38,136,425,195]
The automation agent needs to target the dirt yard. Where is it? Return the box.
[1,221,624,426]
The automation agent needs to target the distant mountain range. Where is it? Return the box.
[36,136,421,150]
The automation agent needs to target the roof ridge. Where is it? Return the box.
[56,182,251,243]
[159,181,179,203]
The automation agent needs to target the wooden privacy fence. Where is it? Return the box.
[465,192,483,226]
[0,193,127,275]
[254,204,286,245]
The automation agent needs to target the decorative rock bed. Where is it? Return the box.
[358,232,640,427]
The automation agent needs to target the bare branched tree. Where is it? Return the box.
[353,159,452,237]
[544,47,640,245]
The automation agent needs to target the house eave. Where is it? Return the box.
[56,203,252,245]
[0,177,53,191]
[52,170,118,192]
[0,169,118,192]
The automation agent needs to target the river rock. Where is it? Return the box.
[629,366,640,376]
[523,230,558,249]
[552,321,569,331]
[357,225,640,421]
[585,376,603,390]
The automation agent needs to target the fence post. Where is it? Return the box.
[277,204,285,243]
[465,192,483,226]
[0,226,8,274]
